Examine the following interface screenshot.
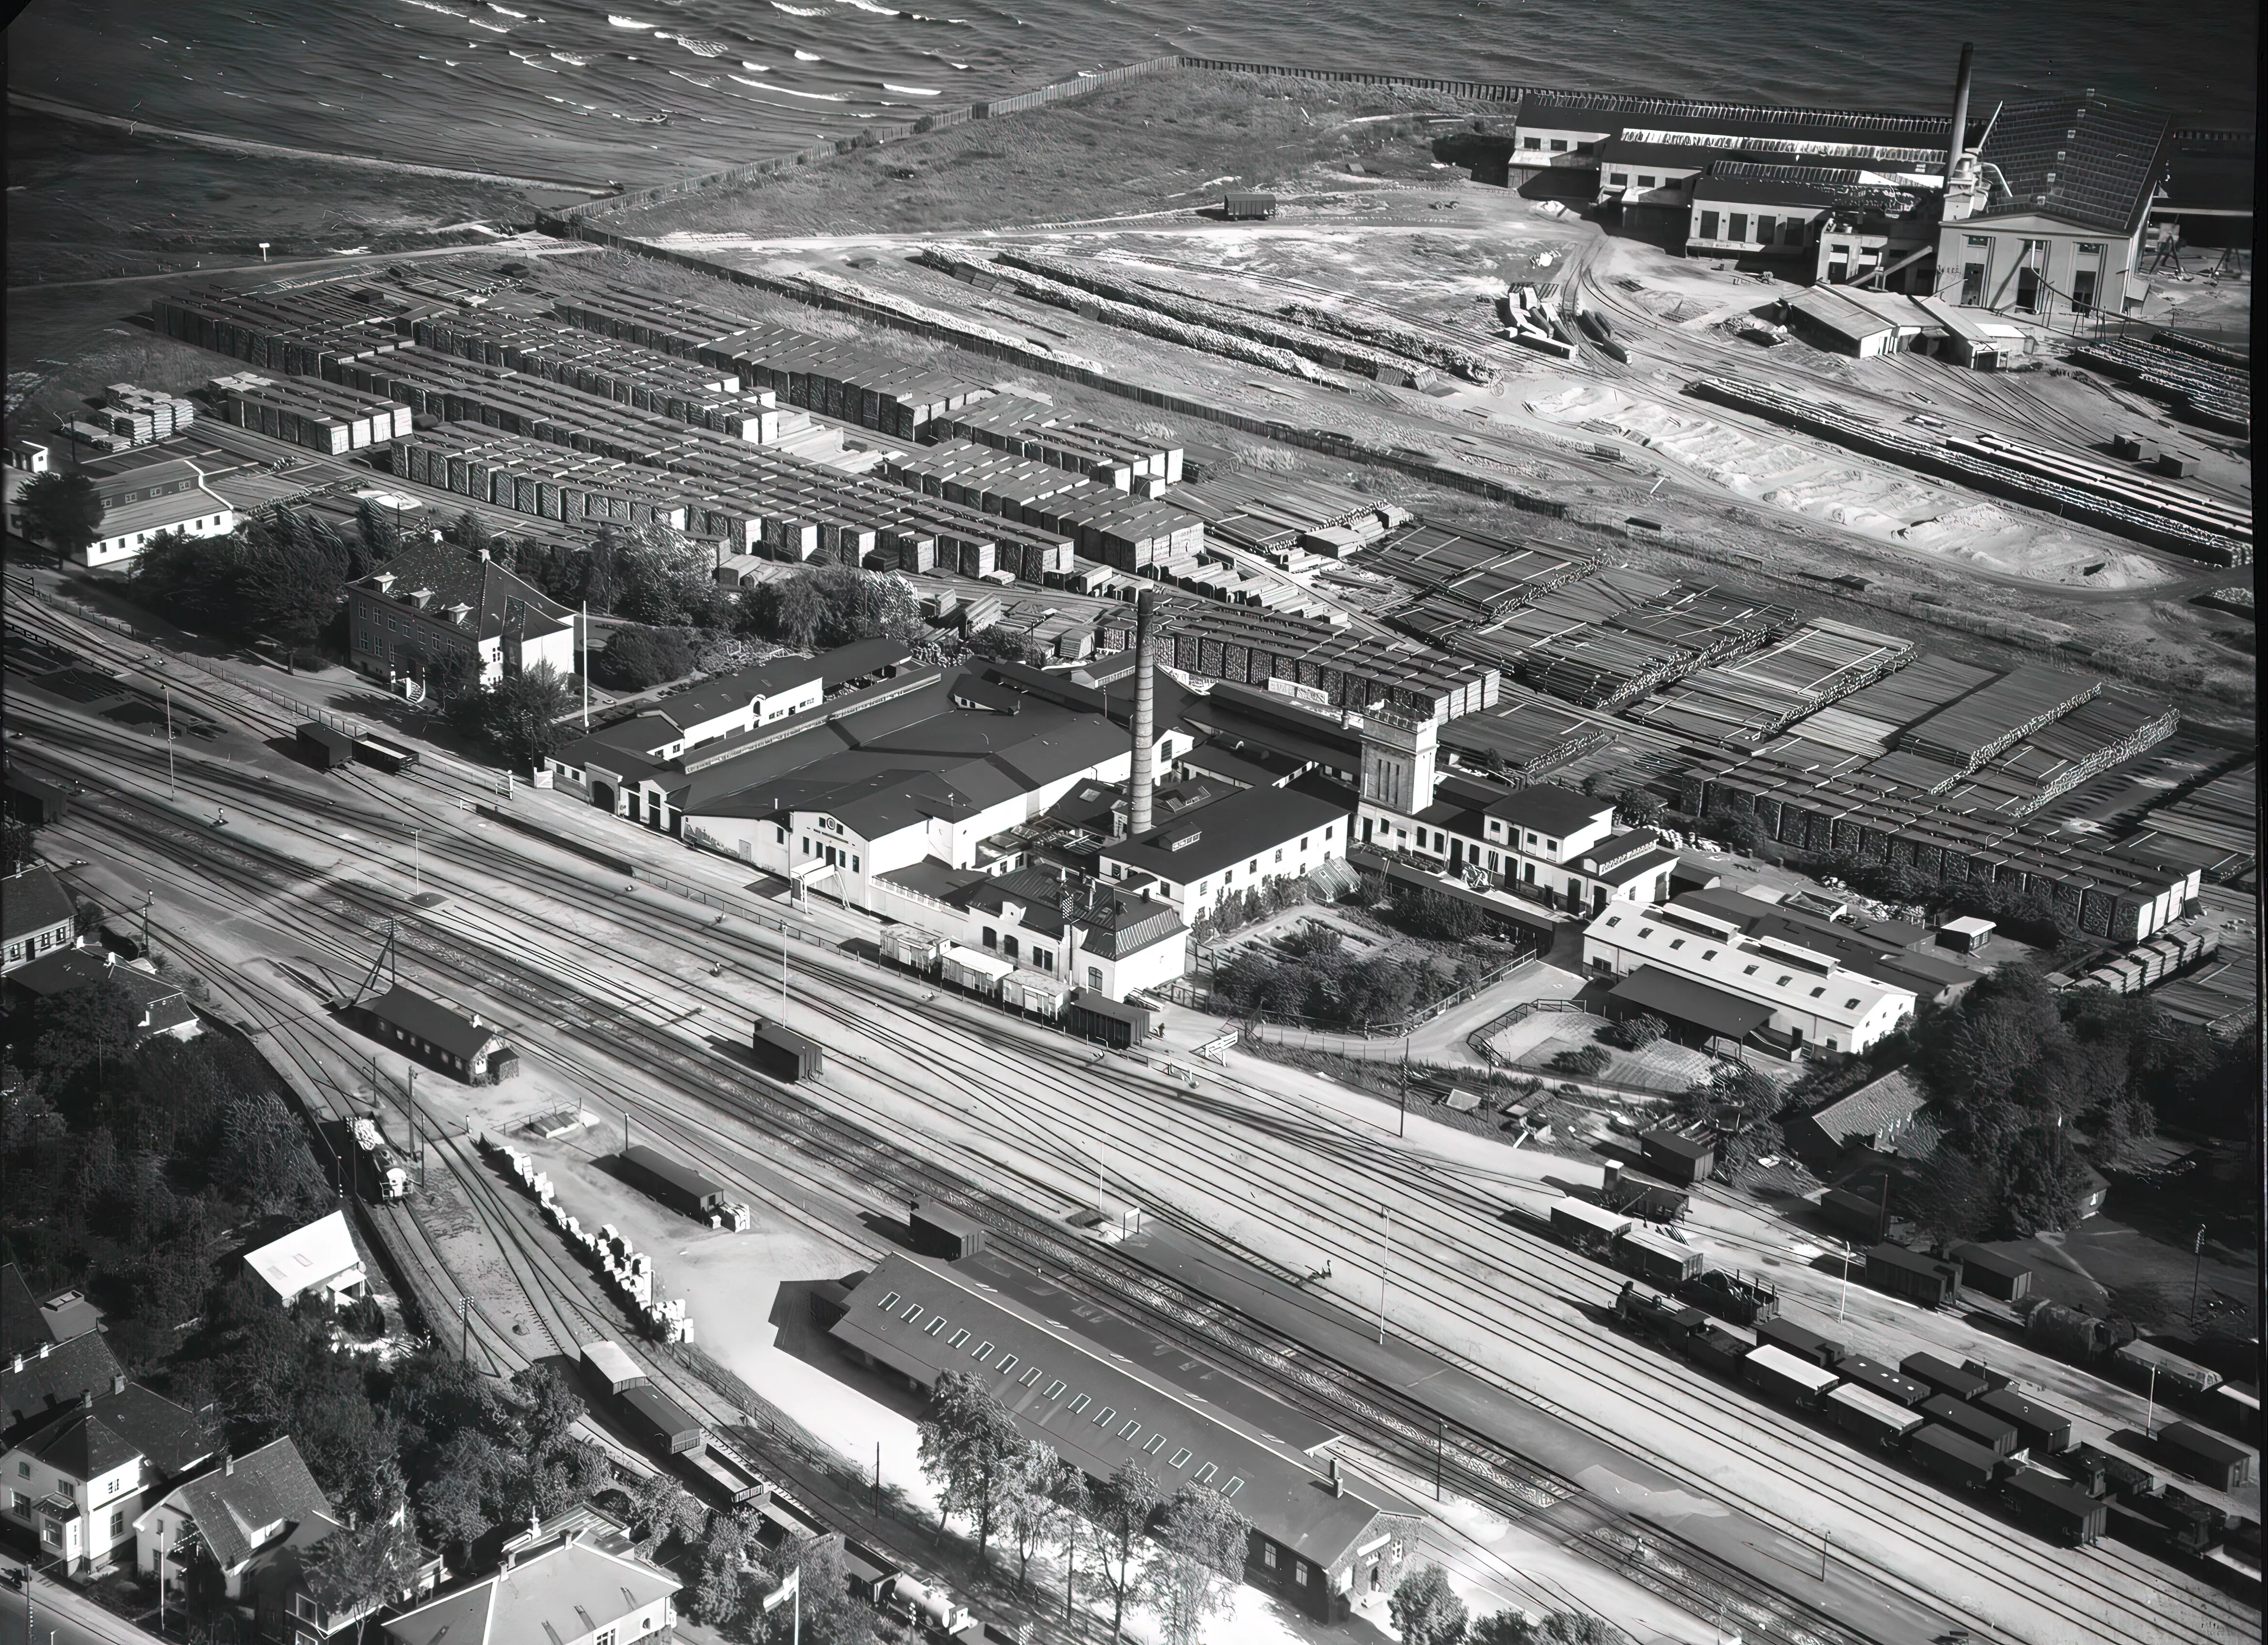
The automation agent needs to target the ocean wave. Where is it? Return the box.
[771,83,846,99]
[837,0,900,12]
[470,17,510,31]
[677,37,729,54]
[551,50,589,64]
[727,73,768,88]
[740,59,769,70]
[487,2,527,13]
[607,14,653,27]
[769,1,825,12]
[668,69,717,87]
[794,47,823,59]
[400,0,467,15]
[882,82,939,94]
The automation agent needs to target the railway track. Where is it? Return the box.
[24,712,2250,1645]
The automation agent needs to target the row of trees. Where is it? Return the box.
[1209,925,1477,1032]
[915,1371,1249,1643]
[1392,1562,1628,1645]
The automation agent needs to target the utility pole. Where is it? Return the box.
[409,1068,422,1190]
[1836,1240,1855,1322]
[2189,1224,2208,1321]
[1398,1037,1409,1138]
[1435,1419,1445,1501]
[412,826,422,896]
[1377,1204,1390,1346]
[459,1296,470,1359]
[2145,1362,2160,1439]
[625,1110,632,1152]
[873,1442,881,1518]
[164,684,176,797]
[580,602,590,728]
[1820,1529,1830,1580]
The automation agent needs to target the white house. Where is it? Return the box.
[1581,898,1917,1055]
[241,1212,367,1311]
[135,1439,339,1602]
[347,542,575,693]
[378,1518,679,1645]
[2,867,77,974]
[1096,783,1351,926]
[1,1382,213,1573]
[875,862,1188,1002]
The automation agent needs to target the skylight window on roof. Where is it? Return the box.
[1846,997,1862,1009]
[1068,1395,1090,1414]
[1046,1381,1067,1399]
[1169,1449,1192,1468]
[1020,1366,1043,1386]
[878,1291,901,1311]
[1810,987,1825,998]
[1194,1463,1218,1484]
[947,1330,970,1349]
[925,1316,949,1336]
[972,1343,994,1363]
[1224,1478,1244,1497]
[1777,976,1792,987]
[997,1355,1017,1375]
[1094,1407,1117,1427]
[1144,1434,1168,1454]
[1120,1420,1141,1440]
[902,1305,923,1323]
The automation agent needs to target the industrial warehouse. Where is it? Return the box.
[2,31,2256,1645]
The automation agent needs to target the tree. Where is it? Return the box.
[594,625,695,690]
[2001,1124,2097,1236]
[688,1512,752,1630]
[745,1534,865,1645]
[478,662,572,773]
[1699,797,1767,858]
[916,1369,1028,1557]
[627,1473,704,1552]
[749,574,823,649]
[1143,1484,1250,1645]
[246,538,345,661]
[412,1431,512,1559]
[508,1363,585,1456]
[1389,1562,1468,1645]
[1613,791,1666,830]
[15,470,105,559]
[3,816,38,874]
[356,499,402,564]
[1091,1460,1161,1640]
[1005,1444,1073,1595]
[1470,1612,1629,1645]
[30,980,143,1089]
[303,1519,423,1621]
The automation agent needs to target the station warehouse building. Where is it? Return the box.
[825,1252,1422,1622]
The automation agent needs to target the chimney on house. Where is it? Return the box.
[1328,1457,1343,1497]
[225,1455,235,1476]
[113,1375,128,1395]
[1127,586,1157,838]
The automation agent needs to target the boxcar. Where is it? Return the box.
[1837,1355,1932,1409]
[1615,1283,1704,1353]
[1689,1324,1753,1379]
[297,722,357,770]
[2209,1383,2261,1443]
[1950,1242,2034,1301]
[1863,1243,1962,1307]
[1827,1382,1926,1449]
[352,733,420,773]
[1615,1226,1703,1286]
[1755,1313,1844,1368]
[1910,1424,2002,1491]
[1744,1344,1842,1410]
[1923,1394,2020,1456]
[2115,1340,2223,1401]
[1901,1352,1992,1405]
[2007,1468,2107,1546]
[618,1381,702,1454]
[1976,1387,2073,1456]
[750,1016,823,1082]
[908,1200,987,1261]
[1549,1198,1630,1255]
[580,1338,648,1395]
[2159,1421,2256,1490]
[619,1143,730,1223]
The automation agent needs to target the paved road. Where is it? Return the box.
[0,1573,164,1645]
[6,237,598,296]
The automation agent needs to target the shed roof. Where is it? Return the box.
[1104,784,1349,884]
[2,867,75,943]
[355,984,502,1061]
[1970,93,2172,235]
[1612,968,1773,1040]
[243,1211,364,1304]
[1807,1069,1933,1152]
[620,1145,724,1204]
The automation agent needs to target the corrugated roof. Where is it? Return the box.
[1971,94,2173,235]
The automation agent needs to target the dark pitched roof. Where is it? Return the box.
[1971,94,2172,235]
[354,985,503,1061]
[9,950,193,1028]
[24,1409,142,1482]
[949,868,1186,958]
[156,1438,337,1572]
[816,636,914,687]
[3,1329,124,1436]
[1807,1069,1939,1157]
[353,544,572,647]
[1,1266,53,1357]
[1613,969,1773,1039]
[91,1383,213,1479]
[1483,783,1612,838]
[380,1532,680,1645]
[1104,786,1350,884]
[3,868,75,943]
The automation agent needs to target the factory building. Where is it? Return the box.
[5,453,240,570]
[1096,784,1351,926]
[347,541,576,694]
[875,863,1188,1002]
[1581,897,1917,1057]
[1353,713,1677,918]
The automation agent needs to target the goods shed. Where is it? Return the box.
[1864,1243,1962,1307]
[1608,967,1771,1062]
[619,1143,730,1223]
[1065,989,1153,1051]
[4,773,69,825]
[346,985,516,1084]
[1636,1122,1718,1185]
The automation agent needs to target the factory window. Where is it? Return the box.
[877,1291,901,1311]
[777,828,786,845]
[1962,263,1986,305]
[2015,268,2042,312]
[947,1329,970,1349]
[1549,139,1567,153]
[1729,214,1748,242]
[1488,852,1499,871]
[1093,1407,1116,1427]
[1323,825,1332,839]
[1755,215,1775,243]
[1293,1560,1309,1585]
[1274,849,1284,864]
[1046,1381,1067,1399]
[2077,241,2103,254]
[1086,967,1101,989]
[1068,1395,1090,1415]
[1035,949,1053,972]
[1300,836,1309,851]
[1003,935,1020,959]
[1526,832,1539,846]
[1262,1544,1278,1570]
[1610,172,1629,186]
[1170,1449,1192,1468]
[982,927,998,948]
[1636,173,1656,189]
[1523,135,1542,149]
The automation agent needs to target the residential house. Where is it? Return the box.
[347,542,575,694]
[1,1381,214,1573]
[378,1515,680,1645]
[7,948,202,1042]
[241,1213,369,1312]
[3,866,77,974]
[135,1439,340,1605]
[875,862,1188,1002]
[3,1333,126,1435]
[344,985,517,1085]
[1,454,237,569]
[1795,1069,1943,1166]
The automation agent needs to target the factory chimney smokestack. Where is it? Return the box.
[1128,586,1157,836]
[1946,43,1975,186]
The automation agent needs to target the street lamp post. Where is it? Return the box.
[1377,1204,1390,1346]
[2189,1224,2207,1320]
[412,827,422,896]
[1836,1240,1855,1322]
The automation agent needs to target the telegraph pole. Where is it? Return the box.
[163,684,176,797]
[1377,1204,1390,1345]
[2189,1224,2208,1321]
[580,602,590,727]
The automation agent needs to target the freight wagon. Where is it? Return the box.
[1754,1313,1844,1368]
[1837,1355,1931,1409]
[1863,1243,1962,1307]
[352,733,420,774]
[1900,1352,1991,1405]
[1688,1323,1754,1378]
[1976,1387,2073,1456]
[2159,1421,2256,1490]
[1599,1163,1688,1223]
[749,1016,823,1082]
[1949,1242,2033,1300]
[1615,1226,1703,1287]
[2211,1384,2261,1443]
[298,722,357,770]
[1680,1267,1779,1326]
[1827,1382,1926,1449]
[1910,1424,2004,1491]
[619,1381,703,1454]
[680,1438,768,1505]
[349,1115,407,1202]
[908,1201,987,1262]
[2114,1340,2223,1402]
[1549,1197,1630,1256]
[2007,1468,2108,1546]
[618,1143,752,1230]
[2050,1442,2154,1500]
[1744,1344,1842,1410]
[1923,1394,2020,1456]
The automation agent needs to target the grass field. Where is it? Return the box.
[612,70,1502,239]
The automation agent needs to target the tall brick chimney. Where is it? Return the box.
[1127,586,1158,837]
